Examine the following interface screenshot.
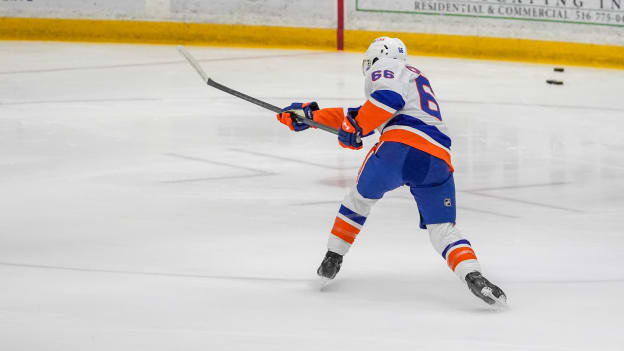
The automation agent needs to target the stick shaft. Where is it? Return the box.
[207,78,282,114]
[177,46,339,135]
[207,79,339,135]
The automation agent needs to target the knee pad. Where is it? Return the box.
[427,222,462,255]
[342,187,378,217]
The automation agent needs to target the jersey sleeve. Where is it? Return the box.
[312,107,345,130]
[356,59,407,135]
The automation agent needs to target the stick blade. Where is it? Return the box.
[176,45,209,83]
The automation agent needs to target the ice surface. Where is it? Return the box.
[1,42,623,350]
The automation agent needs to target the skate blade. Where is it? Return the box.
[482,287,509,310]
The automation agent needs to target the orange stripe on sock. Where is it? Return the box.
[447,247,477,271]
[380,129,454,172]
[330,217,360,244]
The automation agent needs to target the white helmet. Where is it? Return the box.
[361,36,407,75]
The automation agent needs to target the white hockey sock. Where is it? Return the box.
[326,187,378,256]
[427,223,481,281]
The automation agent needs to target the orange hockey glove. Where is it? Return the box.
[276,102,319,132]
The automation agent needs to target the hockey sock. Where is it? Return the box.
[329,204,367,254]
[427,223,481,280]
[327,188,378,255]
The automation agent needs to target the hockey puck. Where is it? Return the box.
[553,67,565,72]
[546,79,563,85]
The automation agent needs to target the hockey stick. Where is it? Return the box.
[176,46,339,135]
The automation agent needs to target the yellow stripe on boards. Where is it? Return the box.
[344,29,624,70]
[0,17,335,50]
[1,17,623,69]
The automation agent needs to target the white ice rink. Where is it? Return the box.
[1,41,623,350]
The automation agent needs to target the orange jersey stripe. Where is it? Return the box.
[356,100,394,135]
[330,217,360,244]
[313,107,345,130]
[447,247,477,271]
[379,129,454,172]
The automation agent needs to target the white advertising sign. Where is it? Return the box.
[357,0,624,27]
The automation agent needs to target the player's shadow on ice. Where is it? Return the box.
[318,273,498,312]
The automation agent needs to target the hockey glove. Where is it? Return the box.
[276,102,319,132]
[338,114,364,150]
[346,106,374,137]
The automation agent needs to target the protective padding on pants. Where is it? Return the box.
[356,141,456,229]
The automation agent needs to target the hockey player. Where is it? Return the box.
[276,37,507,306]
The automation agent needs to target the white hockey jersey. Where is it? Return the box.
[359,58,453,171]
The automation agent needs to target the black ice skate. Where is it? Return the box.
[465,271,508,308]
[316,251,343,280]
